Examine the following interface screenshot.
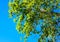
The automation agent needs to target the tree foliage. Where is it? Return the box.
[8,0,60,42]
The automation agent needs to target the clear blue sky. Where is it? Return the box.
[0,0,60,42]
[0,0,21,42]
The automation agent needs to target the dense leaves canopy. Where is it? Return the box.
[8,0,60,42]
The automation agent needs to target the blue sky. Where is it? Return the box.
[0,0,60,42]
[0,0,20,42]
